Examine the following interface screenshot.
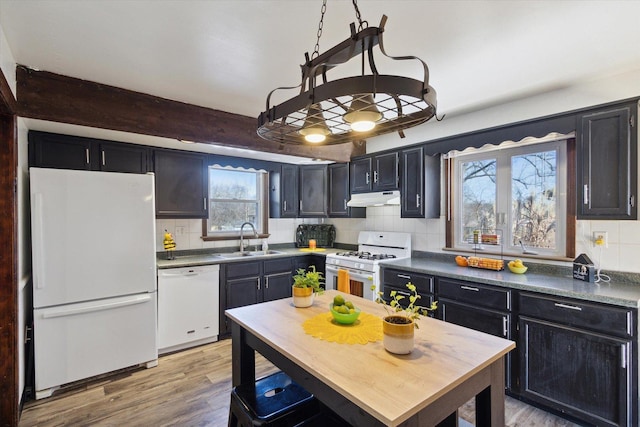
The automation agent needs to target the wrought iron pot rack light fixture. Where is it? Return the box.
[257,0,438,146]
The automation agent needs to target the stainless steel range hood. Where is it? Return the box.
[347,190,401,207]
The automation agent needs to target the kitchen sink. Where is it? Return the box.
[248,250,284,256]
[218,250,284,258]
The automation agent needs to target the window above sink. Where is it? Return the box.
[202,165,270,242]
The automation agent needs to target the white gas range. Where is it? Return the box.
[325,231,412,300]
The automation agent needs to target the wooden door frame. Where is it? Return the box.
[0,66,19,426]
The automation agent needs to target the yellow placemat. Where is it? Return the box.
[302,311,383,344]
[298,248,327,252]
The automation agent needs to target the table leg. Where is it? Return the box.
[475,358,505,427]
[231,320,255,387]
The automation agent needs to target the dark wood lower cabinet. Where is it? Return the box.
[519,316,632,426]
[221,258,293,335]
[439,299,512,390]
[263,271,292,302]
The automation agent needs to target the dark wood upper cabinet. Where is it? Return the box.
[350,153,399,193]
[98,142,149,174]
[578,101,638,219]
[29,131,96,170]
[153,149,208,218]
[29,131,150,174]
[372,152,399,191]
[350,157,372,193]
[280,164,299,218]
[299,164,327,217]
[401,147,424,218]
[401,147,440,218]
[328,163,365,218]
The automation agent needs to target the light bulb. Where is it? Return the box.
[344,94,382,132]
[299,104,330,143]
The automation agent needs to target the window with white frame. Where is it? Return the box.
[450,137,569,258]
[204,166,268,238]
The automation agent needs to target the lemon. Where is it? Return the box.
[349,308,355,314]
[337,305,349,314]
[345,301,354,309]
[333,295,345,306]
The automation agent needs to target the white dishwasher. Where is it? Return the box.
[157,264,220,354]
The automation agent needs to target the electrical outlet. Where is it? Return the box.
[593,231,608,248]
[175,226,185,235]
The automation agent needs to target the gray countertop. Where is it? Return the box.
[380,257,640,309]
[156,247,342,269]
[156,247,640,309]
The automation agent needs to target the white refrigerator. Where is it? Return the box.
[30,168,158,399]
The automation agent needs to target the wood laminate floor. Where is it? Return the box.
[19,339,580,426]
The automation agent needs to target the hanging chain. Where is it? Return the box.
[352,0,367,31]
[311,0,327,59]
[312,0,369,59]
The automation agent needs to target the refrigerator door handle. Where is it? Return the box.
[42,294,152,319]
[32,193,46,290]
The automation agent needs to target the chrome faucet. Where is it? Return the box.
[239,222,258,254]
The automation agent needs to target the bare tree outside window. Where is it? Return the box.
[511,151,557,249]
[461,159,496,243]
[207,167,264,234]
[454,140,566,257]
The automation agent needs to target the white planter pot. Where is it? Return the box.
[292,286,314,308]
[382,316,415,354]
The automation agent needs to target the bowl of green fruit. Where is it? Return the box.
[330,295,361,324]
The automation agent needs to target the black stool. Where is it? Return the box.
[293,404,349,426]
[228,371,318,427]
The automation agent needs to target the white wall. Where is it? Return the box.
[367,68,640,154]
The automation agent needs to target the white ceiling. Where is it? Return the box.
[2,0,640,162]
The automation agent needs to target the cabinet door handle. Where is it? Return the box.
[85,148,90,165]
[416,194,420,208]
[203,198,207,210]
[344,199,347,210]
[502,316,508,337]
[397,274,411,280]
[284,200,287,211]
[101,150,106,166]
[257,278,261,290]
[461,285,479,292]
[373,170,378,183]
[554,302,582,311]
[299,200,302,211]
[621,344,627,369]
[583,184,589,205]
[365,172,370,184]
[265,277,269,289]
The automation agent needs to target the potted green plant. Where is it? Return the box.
[292,265,324,307]
[374,283,437,354]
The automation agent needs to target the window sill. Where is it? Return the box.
[442,247,573,263]
[201,233,270,242]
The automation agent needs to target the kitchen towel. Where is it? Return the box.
[337,269,350,293]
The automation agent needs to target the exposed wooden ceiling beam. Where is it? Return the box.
[16,66,365,162]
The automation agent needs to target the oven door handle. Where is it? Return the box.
[326,267,373,282]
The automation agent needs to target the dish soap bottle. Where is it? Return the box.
[262,239,269,252]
